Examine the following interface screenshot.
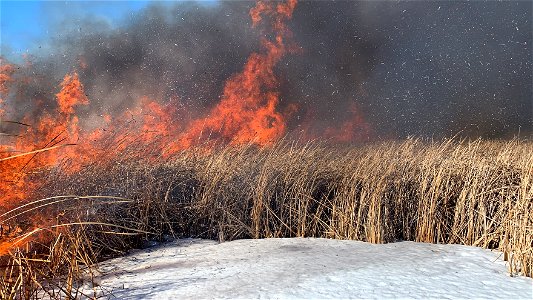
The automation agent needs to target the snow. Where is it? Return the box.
[86,238,533,299]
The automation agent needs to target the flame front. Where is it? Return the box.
[0,72,88,207]
[0,0,371,255]
[0,71,92,254]
[177,0,298,150]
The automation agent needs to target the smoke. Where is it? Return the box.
[281,1,532,138]
[2,0,531,139]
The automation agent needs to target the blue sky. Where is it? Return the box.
[1,1,155,60]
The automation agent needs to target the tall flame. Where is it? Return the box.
[0,0,370,256]
[177,0,298,149]
[56,72,89,115]
[0,72,89,210]
[0,60,15,117]
[0,73,90,257]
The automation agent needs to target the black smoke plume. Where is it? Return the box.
[2,1,531,139]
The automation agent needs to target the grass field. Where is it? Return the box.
[1,138,532,298]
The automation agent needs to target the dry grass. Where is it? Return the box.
[1,138,532,298]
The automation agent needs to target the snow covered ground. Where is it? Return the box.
[86,238,532,299]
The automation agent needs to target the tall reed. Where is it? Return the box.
[1,138,532,298]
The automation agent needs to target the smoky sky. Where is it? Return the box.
[4,1,532,139]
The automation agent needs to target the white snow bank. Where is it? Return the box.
[87,238,532,299]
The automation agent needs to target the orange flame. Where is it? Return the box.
[0,0,371,256]
[176,0,298,150]
[0,60,15,116]
[1,1,301,254]
[0,71,90,255]
[56,72,89,116]
[324,103,372,142]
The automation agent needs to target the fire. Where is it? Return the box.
[0,71,91,255]
[324,104,372,142]
[95,97,183,159]
[0,60,15,116]
[56,72,89,115]
[176,0,298,150]
[0,0,372,256]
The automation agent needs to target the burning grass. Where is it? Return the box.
[0,138,531,298]
[2,0,530,298]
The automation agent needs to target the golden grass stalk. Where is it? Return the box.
[1,138,532,298]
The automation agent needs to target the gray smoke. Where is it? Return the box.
[4,1,532,139]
